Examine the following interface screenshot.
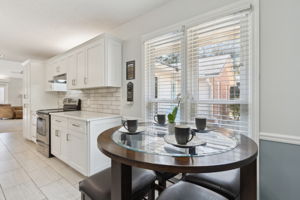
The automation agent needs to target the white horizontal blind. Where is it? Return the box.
[145,30,184,122]
[187,10,251,134]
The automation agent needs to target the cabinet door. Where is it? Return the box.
[60,58,67,74]
[31,112,37,141]
[51,126,62,157]
[53,61,60,76]
[69,132,87,174]
[66,54,77,90]
[61,131,72,163]
[22,103,31,140]
[75,49,86,89]
[86,39,105,88]
[106,39,122,87]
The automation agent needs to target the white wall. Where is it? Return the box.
[7,78,23,106]
[0,60,23,79]
[0,60,23,106]
[260,0,300,137]
[110,0,239,119]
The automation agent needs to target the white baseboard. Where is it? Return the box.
[260,132,300,146]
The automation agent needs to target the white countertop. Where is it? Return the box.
[50,111,121,121]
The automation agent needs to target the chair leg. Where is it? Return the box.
[158,179,167,195]
[81,192,92,200]
[148,183,156,200]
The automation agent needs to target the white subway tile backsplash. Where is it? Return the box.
[58,88,121,114]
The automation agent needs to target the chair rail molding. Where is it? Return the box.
[260,132,300,146]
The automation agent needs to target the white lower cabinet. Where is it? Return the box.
[51,115,121,176]
[68,131,87,173]
[51,126,62,156]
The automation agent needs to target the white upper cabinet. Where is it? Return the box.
[75,49,86,89]
[45,56,68,92]
[68,35,122,89]
[85,39,105,88]
[46,33,122,90]
[66,54,77,90]
[106,39,122,87]
[53,58,67,76]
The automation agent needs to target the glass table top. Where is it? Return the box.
[112,123,239,157]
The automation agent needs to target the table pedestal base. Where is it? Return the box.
[240,160,257,200]
[111,160,132,200]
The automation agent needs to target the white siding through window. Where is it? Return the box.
[145,30,184,122]
[187,10,251,135]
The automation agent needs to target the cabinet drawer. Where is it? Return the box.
[52,116,67,128]
[51,126,64,158]
[68,119,86,133]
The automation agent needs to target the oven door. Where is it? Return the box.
[36,114,49,145]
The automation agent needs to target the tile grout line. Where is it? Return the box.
[0,184,7,200]
[0,133,49,200]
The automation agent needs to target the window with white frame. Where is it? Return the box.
[145,30,184,122]
[187,11,251,135]
[145,8,252,135]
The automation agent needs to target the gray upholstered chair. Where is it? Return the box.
[183,169,240,200]
[79,167,156,200]
[157,181,228,200]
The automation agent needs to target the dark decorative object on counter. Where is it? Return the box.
[127,82,134,102]
[126,60,135,80]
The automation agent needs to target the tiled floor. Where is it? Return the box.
[0,120,85,200]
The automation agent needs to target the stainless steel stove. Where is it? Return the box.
[36,98,81,157]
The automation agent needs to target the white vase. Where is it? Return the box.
[168,123,176,134]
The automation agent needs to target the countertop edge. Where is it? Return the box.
[50,112,121,121]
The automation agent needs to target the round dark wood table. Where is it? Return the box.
[98,125,258,200]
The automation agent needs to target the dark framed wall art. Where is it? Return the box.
[126,60,135,80]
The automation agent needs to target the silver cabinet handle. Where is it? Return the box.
[55,120,62,123]
[55,130,60,137]
[74,79,77,86]
[66,133,69,141]
[84,77,88,84]
[72,123,80,127]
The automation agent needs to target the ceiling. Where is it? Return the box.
[0,0,172,62]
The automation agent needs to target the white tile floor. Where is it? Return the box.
[0,121,85,200]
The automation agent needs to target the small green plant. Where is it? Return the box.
[167,94,181,124]
[167,107,178,124]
